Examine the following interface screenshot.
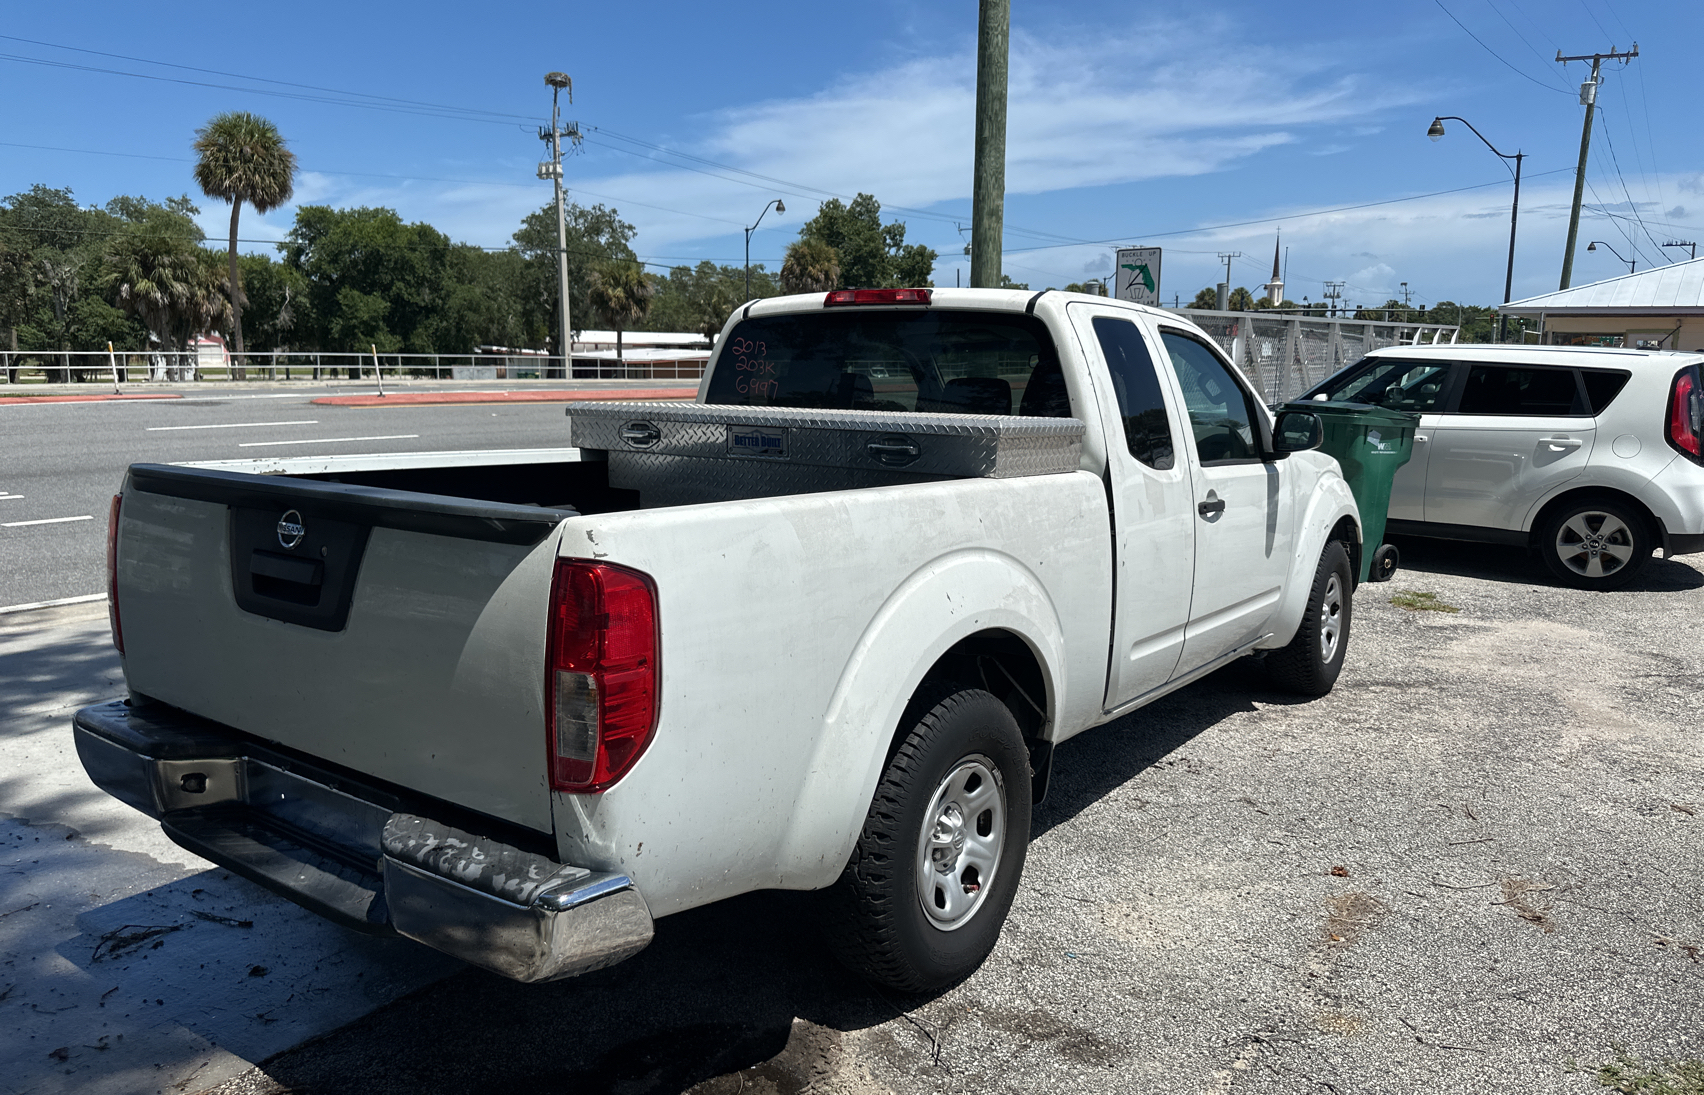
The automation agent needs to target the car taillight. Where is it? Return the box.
[823,287,932,307]
[1669,369,1703,462]
[106,494,124,654]
[545,560,658,793]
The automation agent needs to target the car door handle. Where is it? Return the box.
[1414,434,1428,443]
[1198,498,1226,517]
[1539,437,1583,451]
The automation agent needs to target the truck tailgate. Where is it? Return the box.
[114,464,571,834]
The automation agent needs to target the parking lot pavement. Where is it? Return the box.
[8,546,1703,1095]
[194,542,1704,1095]
[0,604,457,1095]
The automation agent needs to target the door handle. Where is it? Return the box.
[1414,434,1428,443]
[1198,497,1226,517]
[620,422,661,448]
[1539,437,1583,451]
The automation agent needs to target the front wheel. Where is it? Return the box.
[1538,499,1651,590]
[820,685,1031,993]
[1267,540,1353,696]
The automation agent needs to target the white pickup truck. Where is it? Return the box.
[76,287,1360,992]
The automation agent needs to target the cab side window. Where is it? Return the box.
[1160,330,1260,464]
[1091,316,1176,470]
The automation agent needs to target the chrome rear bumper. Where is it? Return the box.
[73,699,652,982]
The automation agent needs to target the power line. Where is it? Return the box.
[1594,110,1664,259]
[1433,0,1571,93]
[999,167,1576,255]
[1480,0,1574,91]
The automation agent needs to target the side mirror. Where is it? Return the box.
[1273,410,1324,454]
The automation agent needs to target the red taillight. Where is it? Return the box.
[106,494,124,655]
[823,287,933,307]
[545,560,658,793]
[1669,369,1703,462]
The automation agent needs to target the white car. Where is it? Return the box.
[1302,344,1704,589]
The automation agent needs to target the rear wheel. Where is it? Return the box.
[821,684,1031,993]
[1267,540,1352,696]
[1538,499,1651,590]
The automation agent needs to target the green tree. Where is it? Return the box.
[193,112,298,378]
[997,273,1029,290]
[1226,286,1255,311]
[281,205,451,355]
[512,201,637,356]
[643,261,766,339]
[103,202,226,377]
[1187,287,1219,309]
[780,239,840,295]
[587,261,654,363]
[238,252,310,352]
[796,193,936,288]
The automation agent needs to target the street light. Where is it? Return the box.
[1586,240,1635,273]
[745,199,785,302]
[1428,116,1524,341]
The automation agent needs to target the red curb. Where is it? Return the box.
[311,388,696,407]
[0,393,184,405]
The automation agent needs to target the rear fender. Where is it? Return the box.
[773,549,1067,889]
[1256,468,1359,650]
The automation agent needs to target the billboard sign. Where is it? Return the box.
[1115,247,1161,307]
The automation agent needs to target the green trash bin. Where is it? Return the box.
[1282,400,1418,584]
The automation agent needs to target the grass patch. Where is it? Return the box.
[1594,1047,1704,1094]
[1389,590,1460,613]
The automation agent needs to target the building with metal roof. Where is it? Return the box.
[1502,257,1704,351]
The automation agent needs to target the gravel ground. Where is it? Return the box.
[195,536,1704,1095]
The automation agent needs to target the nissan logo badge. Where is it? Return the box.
[277,509,306,550]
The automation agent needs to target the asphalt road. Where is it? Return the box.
[0,381,694,607]
[4,539,1700,1095]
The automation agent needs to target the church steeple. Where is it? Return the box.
[1263,233,1284,308]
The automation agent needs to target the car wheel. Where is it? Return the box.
[1267,540,1353,696]
[1538,499,1651,590]
[820,684,1031,993]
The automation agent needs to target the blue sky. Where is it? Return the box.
[2,0,1697,312]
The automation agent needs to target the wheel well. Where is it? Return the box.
[912,629,1053,802]
[1528,487,1661,549]
[1331,515,1361,585]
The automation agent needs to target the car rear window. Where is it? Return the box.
[1456,365,1582,416]
[1578,368,1632,414]
[702,309,1066,416]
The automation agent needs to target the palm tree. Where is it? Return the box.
[780,239,840,293]
[587,262,654,375]
[106,222,230,379]
[193,112,297,379]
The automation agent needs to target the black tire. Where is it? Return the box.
[1537,498,1652,591]
[820,684,1032,993]
[1369,543,1400,583]
[1267,540,1353,696]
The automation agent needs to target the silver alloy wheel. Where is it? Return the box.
[1554,510,1636,579]
[915,756,1005,931]
[1319,571,1344,663]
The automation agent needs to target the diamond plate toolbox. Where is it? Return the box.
[567,402,1084,508]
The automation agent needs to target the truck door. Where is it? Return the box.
[1067,305,1196,706]
[1154,325,1297,672]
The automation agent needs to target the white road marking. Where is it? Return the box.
[0,592,106,614]
[2,515,95,527]
[238,434,420,448]
[146,420,319,431]
[0,494,22,500]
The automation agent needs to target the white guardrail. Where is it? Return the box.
[0,349,707,386]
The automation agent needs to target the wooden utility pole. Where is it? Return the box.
[1556,45,1637,290]
[970,0,1008,288]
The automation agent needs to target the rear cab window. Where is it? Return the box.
[703,309,1068,417]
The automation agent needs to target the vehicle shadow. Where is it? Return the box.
[1385,534,1704,592]
[226,657,1287,1095]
